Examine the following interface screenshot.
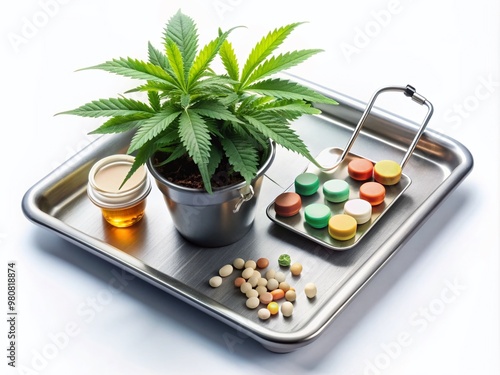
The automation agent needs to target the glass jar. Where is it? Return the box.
[87,154,151,228]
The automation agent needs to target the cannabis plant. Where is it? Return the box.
[59,10,337,193]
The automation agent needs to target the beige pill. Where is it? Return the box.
[304,282,317,298]
[248,276,259,288]
[255,285,267,295]
[258,308,271,320]
[285,289,296,302]
[209,276,222,288]
[279,282,290,292]
[246,296,260,309]
[281,301,294,317]
[275,271,286,283]
[257,278,268,287]
[245,260,257,269]
[267,278,279,291]
[290,262,303,276]
[219,264,233,277]
[242,267,254,279]
[246,289,259,299]
[265,269,276,280]
[233,258,245,269]
[240,282,252,294]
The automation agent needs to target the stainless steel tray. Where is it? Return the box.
[22,77,473,353]
[266,148,412,250]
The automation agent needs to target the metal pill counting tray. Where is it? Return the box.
[22,77,473,352]
[266,148,412,250]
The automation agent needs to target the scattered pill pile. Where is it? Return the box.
[209,255,317,320]
[274,157,401,242]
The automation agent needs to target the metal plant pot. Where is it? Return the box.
[147,142,276,247]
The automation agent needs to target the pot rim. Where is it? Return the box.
[146,140,276,196]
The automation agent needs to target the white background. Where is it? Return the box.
[2,0,499,374]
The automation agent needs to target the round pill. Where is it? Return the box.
[274,192,302,217]
[344,199,372,224]
[256,285,267,295]
[240,282,252,294]
[260,292,273,304]
[234,277,245,288]
[246,296,260,309]
[248,276,259,288]
[265,269,276,280]
[233,258,245,269]
[374,160,402,185]
[256,257,269,269]
[278,254,291,267]
[281,301,294,317]
[285,289,297,302]
[275,271,286,283]
[290,262,303,276]
[257,277,268,287]
[246,289,259,299]
[241,267,254,279]
[294,173,320,196]
[258,308,271,320]
[304,283,317,298]
[267,302,279,315]
[279,282,290,292]
[348,158,374,181]
[328,214,357,241]
[209,276,222,288]
[304,203,331,229]
[359,182,386,206]
[219,264,233,277]
[244,260,257,269]
[323,179,350,203]
[267,278,279,291]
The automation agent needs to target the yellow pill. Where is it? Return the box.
[373,160,402,185]
[267,302,279,315]
[328,214,357,241]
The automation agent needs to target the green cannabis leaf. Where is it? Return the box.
[57,10,338,193]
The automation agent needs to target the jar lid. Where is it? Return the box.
[87,154,151,209]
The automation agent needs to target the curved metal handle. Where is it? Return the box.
[233,185,254,213]
[320,85,434,171]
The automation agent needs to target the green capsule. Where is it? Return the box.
[278,254,291,267]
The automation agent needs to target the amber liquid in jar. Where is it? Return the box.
[100,200,147,228]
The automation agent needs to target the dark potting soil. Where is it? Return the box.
[153,154,244,190]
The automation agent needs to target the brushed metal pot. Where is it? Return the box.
[147,142,276,247]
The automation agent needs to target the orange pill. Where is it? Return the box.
[256,257,269,269]
[359,182,386,206]
[271,289,285,301]
[348,158,374,181]
[234,277,245,288]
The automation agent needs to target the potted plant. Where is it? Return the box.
[58,10,337,246]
